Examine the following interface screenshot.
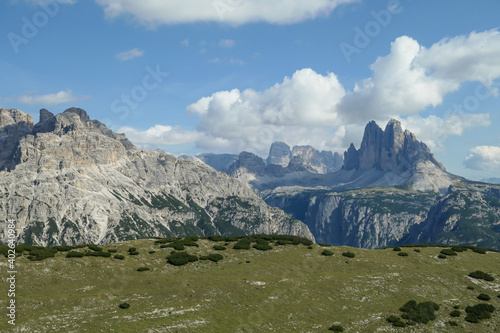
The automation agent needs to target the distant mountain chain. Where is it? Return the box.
[0,108,312,246]
[191,119,500,250]
[1,107,499,249]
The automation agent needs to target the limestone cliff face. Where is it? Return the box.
[344,119,444,172]
[0,108,313,246]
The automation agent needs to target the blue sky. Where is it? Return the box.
[1,0,500,180]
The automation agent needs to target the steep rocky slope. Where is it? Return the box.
[0,108,313,246]
[261,120,500,249]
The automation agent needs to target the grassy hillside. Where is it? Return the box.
[1,237,499,332]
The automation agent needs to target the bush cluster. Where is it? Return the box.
[477,294,491,301]
[166,251,198,266]
[468,271,495,281]
[233,239,251,250]
[213,245,226,251]
[114,254,125,260]
[137,267,150,272]
[84,251,111,257]
[119,302,130,309]
[328,325,344,332]
[107,249,118,253]
[393,247,402,252]
[440,249,457,256]
[128,247,139,255]
[53,245,74,252]
[438,254,447,259]
[465,304,495,323]
[387,300,440,328]
[253,239,273,251]
[398,252,409,257]
[66,251,85,258]
[87,244,103,252]
[318,243,332,247]
[342,252,355,258]
[450,310,460,317]
[321,250,334,256]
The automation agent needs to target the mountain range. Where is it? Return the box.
[0,108,312,246]
[1,107,499,250]
[193,119,500,250]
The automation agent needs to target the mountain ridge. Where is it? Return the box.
[0,107,313,246]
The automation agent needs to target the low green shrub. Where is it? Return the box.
[318,243,332,247]
[137,267,150,272]
[129,251,139,255]
[328,325,344,332]
[398,252,408,257]
[114,254,125,260]
[468,271,495,281]
[450,310,460,317]
[128,247,136,252]
[213,245,226,251]
[477,294,491,301]
[233,240,251,250]
[199,253,224,262]
[467,286,475,290]
[66,251,85,258]
[414,249,421,253]
[107,249,118,253]
[465,304,495,323]
[440,249,457,256]
[27,247,57,261]
[342,252,355,258]
[472,247,487,254]
[451,246,467,252]
[85,251,111,257]
[399,300,439,324]
[321,250,334,256]
[87,244,103,252]
[438,254,447,259]
[253,242,273,251]
[53,245,74,252]
[448,321,458,326]
[119,302,130,309]
[167,251,198,266]
[393,247,402,252]
[307,245,313,249]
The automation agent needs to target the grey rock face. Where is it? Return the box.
[291,145,342,173]
[0,108,313,246]
[0,108,34,169]
[197,153,239,173]
[267,142,291,167]
[344,119,444,172]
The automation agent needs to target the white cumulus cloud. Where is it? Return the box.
[121,30,500,157]
[117,125,200,146]
[94,0,357,26]
[18,90,90,106]
[116,48,144,61]
[464,146,500,170]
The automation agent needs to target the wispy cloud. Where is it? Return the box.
[116,48,145,61]
[18,90,90,106]
[180,39,189,47]
[219,39,235,48]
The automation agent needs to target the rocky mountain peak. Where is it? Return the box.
[0,108,34,128]
[267,141,291,167]
[344,119,444,172]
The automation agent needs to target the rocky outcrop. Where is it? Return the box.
[0,108,34,169]
[344,119,444,172]
[0,108,313,246]
[267,142,292,167]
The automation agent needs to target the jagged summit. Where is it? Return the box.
[344,119,444,172]
[0,107,313,246]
